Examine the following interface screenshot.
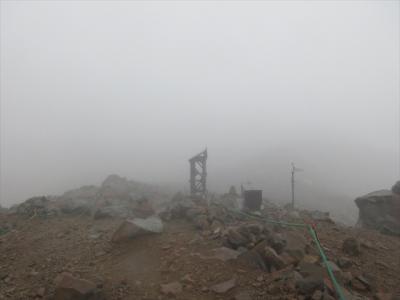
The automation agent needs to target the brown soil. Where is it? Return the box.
[0,214,399,299]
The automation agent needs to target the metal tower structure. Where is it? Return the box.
[189,149,207,198]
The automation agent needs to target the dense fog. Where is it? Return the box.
[1,1,398,222]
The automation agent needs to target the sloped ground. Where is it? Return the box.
[0,212,399,300]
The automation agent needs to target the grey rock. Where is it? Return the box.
[54,272,102,300]
[160,281,183,296]
[210,278,236,294]
[111,216,163,242]
[337,257,352,268]
[296,276,324,295]
[211,247,240,261]
[342,237,361,256]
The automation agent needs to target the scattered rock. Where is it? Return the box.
[238,249,267,271]
[233,290,252,300]
[226,228,249,249]
[111,216,163,242]
[374,292,395,300]
[36,287,45,297]
[342,237,361,256]
[54,272,101,300]
[354,275,371,291]
[310,211,333,223]
[268,233,287,254]
[210,278,236,294]
[337,257,352,268]
[263,246,286,271]
[11,196,57,218]
[282,231,307,262]
[311,290,323,300]
[302,255,319,264]
[337,271,353,285]
[296,276,324,295]
[297,261,326,278]
[160,281,183,297]
[211,247,240,261]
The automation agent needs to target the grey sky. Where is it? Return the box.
[1,1,399,208]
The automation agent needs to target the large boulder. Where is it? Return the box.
[392,181,400,195]
[112,216,163,242]
[355,186,400,235]
[54,175,163,219]
[11,196,58,217]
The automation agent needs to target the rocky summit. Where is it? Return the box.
[0,176,399,299]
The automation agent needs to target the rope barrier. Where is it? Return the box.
[215,205,346,300]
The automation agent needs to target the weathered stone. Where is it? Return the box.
[311,210,334,223]
[296,276,324,295]
[337,257,352,268]
[245,224,264,236]
[226,228,249,249]
[302,255,319,264]
[36,287,45,297]
[54,273,100,300]
[181,274,194,284]
[210,219,224,231]
[267,281,282,294]
[238,250,267,271]
[354,275,371,291]
[210,278,236,294]
[342,237,361,256]
[351,277,369,292]
[297,261,326,278]
[233,290,252,300]
[355,188,400,235]
[160,281,183,296]
[311,290,323,300]
[337,271,353,285]
[111,216,163,242]
[391,291,400,300]
[211,247,240,261]
[252,240,269,255]
[13,196,58,218]
[268,233,287,254]
[264,246,286,271]
[374,292,394,300]
[322,290,336,300]
[282,231,307,262]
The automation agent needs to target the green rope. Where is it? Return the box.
[307,226,346,300]
[218,206,346,300]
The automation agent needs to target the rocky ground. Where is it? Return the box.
[0,176,399,300]
[0,199,399,300]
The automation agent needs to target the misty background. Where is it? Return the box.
[0,1,399,223]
